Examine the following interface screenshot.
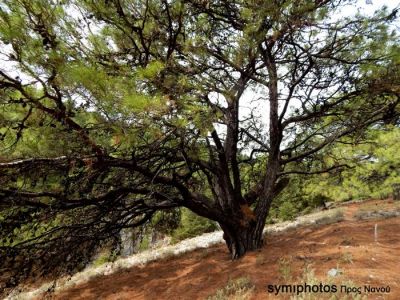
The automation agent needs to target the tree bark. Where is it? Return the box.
[219,176,287,259]
[219,216,264,259]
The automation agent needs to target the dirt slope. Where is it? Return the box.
[46,199,400,300]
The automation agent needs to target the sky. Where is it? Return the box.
[346,0,399,16]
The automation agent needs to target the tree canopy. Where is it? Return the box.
[0,0,399,289]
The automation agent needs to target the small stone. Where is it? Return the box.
[327,268,341,277]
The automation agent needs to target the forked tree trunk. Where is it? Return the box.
[220,218,265,259]
[218,193,277,259]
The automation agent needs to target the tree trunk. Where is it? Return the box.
[220,220,264,259]
[219,193,277,259]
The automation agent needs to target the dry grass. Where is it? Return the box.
[354,206,400,220]
[207,277,255,300]
[290,266,367,300]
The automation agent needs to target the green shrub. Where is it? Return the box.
[137,234,151,252]
[92,249,118,267]
[278,201,298,221]
[151,209,181,234]
[171,208,218,243]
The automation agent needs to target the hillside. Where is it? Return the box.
[7,199,400,300]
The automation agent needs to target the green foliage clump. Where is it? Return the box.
[303,127,400,202]
[92,249,118,267]
[171,208,218,243]
[137,234,151,252]
[277,202,298,221]
[151,209,181,235]
[269,126,400,223]
[268,176,333,222]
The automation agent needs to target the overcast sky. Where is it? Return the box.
[346,0,399,15]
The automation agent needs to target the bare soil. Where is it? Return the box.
[44,200,400,299]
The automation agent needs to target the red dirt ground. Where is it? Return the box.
[43,200,400,299]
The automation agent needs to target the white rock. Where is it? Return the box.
[327,268,342,277]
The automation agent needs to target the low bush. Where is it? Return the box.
[171,208,218,243]
[207,277,255,300]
